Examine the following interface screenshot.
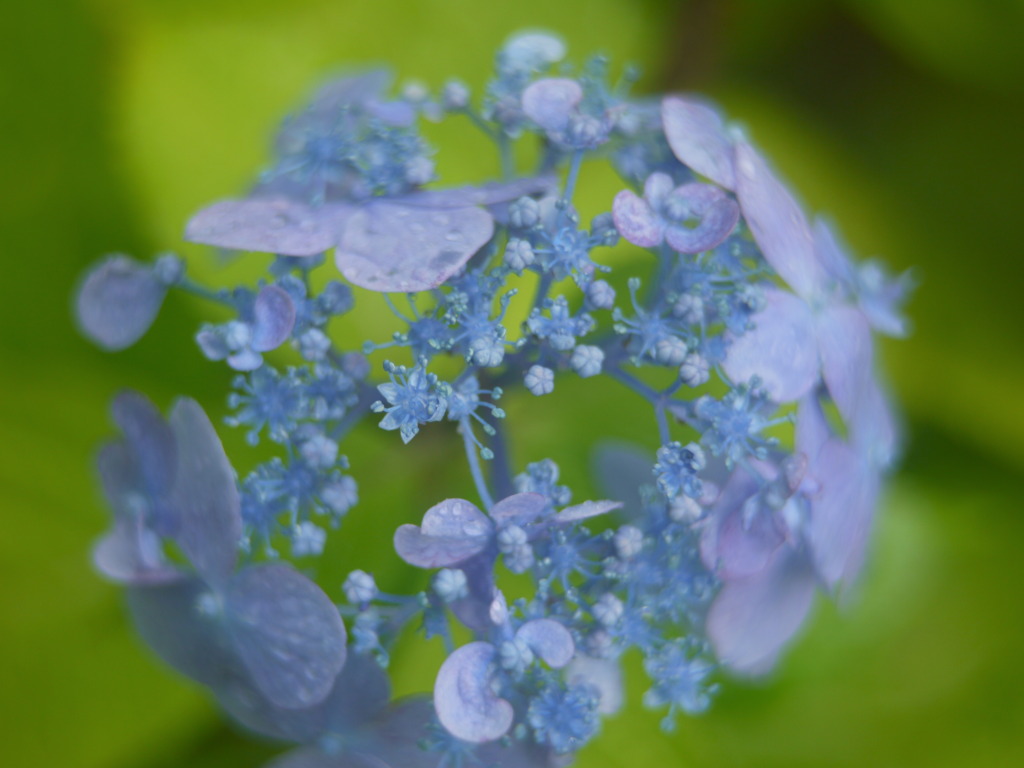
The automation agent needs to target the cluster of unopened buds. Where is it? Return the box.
[76,31,910,768]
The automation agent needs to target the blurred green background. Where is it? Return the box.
[2,0,1023,766]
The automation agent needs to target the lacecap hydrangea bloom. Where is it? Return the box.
[76,31,910,767]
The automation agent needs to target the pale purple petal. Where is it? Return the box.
[663,183,740,254]
[795,394,831,467]
[515,618,575,668]
[186,198,357,257]
[551,499,623,525]
[225,563,347,710]
[251,285,297,352]
[700,467,771,577]
[812,218,855,289]
[76,255,167,351]
[707,551,817,676]
[127,578,238,687]
[393,526,491,568]
[450,554,497,632]
[567,656,624,715]
[420,498,492,538]
[336,202,494,292]
[662,96,737,190]
[850,377,899,468]
[363,698,445,768]
[807,441,878,590]
[110,390,177,497]
[434,642,513,743]
[490,492,550,527]
[715,501,786,581]
[722,288,819,402]
[394,175,558,209]
[521,78,582,135]
[394,498,493,568]
[168,397,242,586]
[815,304,873,423]
[857,261,914,338]
[734,142,824,300]
[93,520,181,586]
[220,651,389,743]
[612,189,664,247]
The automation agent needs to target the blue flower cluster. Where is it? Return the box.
[76,31,909,768]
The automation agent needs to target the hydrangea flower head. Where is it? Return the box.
[76,31,908,767]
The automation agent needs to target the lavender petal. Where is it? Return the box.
[433,642,514,743]
[734,142,824,300]
[516,618,575,668]
[489,492,550,527]
[336,202,494,292]
[186,198,357,257]
[707,551,817,676]
[612,189,664,248]
[662,96,737,190]
[663,183,740,254]
[816,304,873,424]
[76,255,167,351]
[168,397,242,586]
[722,288,819,402]
[250,284,297,352]
[225,563,347,710]
[551,499,623,525]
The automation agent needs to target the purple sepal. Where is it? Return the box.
[433,642,514,743]
[662,96,737,190]
[722,288,819,402]
[394,498,493,568]
[127,578,240,688]
[806,441,877,591]
[224,562,347,710]
[449,553,497,631]
[395,174,558,209]
[76,255,168,351]
[251,285,297,352]
[701,468,784,580]
[611,189,665,247]
[815,304,873,424]
[851,377,899,469]
[489,492,550,527]
[707,551,817,676]
[336,202,494,293]
[550,499,622,525]
[734,142,825,300]
[662,183,740,254]
[110,390,177,498]
[168,397,242,587]
[516,618,575,668]
[797,395,881,591]
[93,517,182,586]
[185,198,358,257]
[220,652,390,744]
